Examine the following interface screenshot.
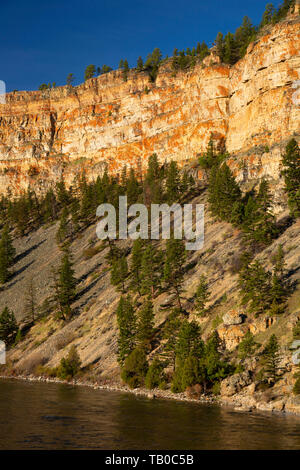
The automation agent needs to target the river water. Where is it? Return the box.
[0,378,299,449]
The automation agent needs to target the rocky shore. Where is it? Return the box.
[1,372,300,418]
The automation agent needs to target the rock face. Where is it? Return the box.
[0,17,299,194]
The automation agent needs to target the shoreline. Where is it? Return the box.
[1,373,300,418]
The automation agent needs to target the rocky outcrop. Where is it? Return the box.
[0,17,299,194]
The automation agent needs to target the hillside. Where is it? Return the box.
[0,6,299,415]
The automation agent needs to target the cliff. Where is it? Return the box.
[0,16,299,194]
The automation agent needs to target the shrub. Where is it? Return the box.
[145,359,165,390]
[121,348,148,389]
[57,345,81,380]
[293,377,300,395]
[82,245,102,260]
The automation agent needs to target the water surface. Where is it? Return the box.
[0,379,299,449]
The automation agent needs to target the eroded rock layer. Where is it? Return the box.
[0,18,299,193]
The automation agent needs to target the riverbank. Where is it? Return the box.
[1,372,300,417]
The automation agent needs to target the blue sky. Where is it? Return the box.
[1,0,283,92]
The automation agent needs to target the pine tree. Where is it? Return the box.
[161,309,182,371]
[121,348,148,388]
[137,298,155,350]
[0,307,18,346]
[130,238,144,294]
[0,225,15,283]
[175,320,204,362]
[281,139,300,218]
[208,163,242,223]
[122,59,129,82]
[262,334,281,383]
[116,295,137,365]
[215,32,224,61]
[163,238,186,310]
[260,3,275,28]
[140,242,161,297]
[111,256,128,293]
[24,277,37,323]
[238,331,258,359]
[166,161,181,204]
[137,56,144,72]
[66,73,75,86]
[195,275,210,316]
[55,247,77,320]
[56,207,69,245]
[84,64,96,81]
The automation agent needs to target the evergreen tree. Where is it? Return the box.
[175,320,204,362]
[55,247,77,320]
[166,161,181,203]
[208,163,242,223]
[0,225,15,284]
[215,32,224,61]
[144,48,162,82]
[57,345,81,379]
[130,238,144,294]
[0,307,18,346]
[145,358,165,389]
[122,59,129,82]
[281,139,300,218]
[24,277,37,323]
[195,275,210,316]
[140,242,161,297]
[116,296,137,365]
[137,298,155,350]
[111,256,128,293]
[163,238,186,310]
[84,64,96,81]
[161,309,182,370]
[260,3,275,27]
[238,331,258,359]
[66,73,75,86]
[262,334,281,383]
[137,56,144,72]
[56,207,69,245]
[121,348,148,388]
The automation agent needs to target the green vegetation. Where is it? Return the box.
[281,138,300,219]
[57,345,82,380]
[0,307,18,346]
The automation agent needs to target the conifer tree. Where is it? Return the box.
[161,309,182,371]
[55,246,77,320]
[0,307,18,346]
[238,331,258,359]
[111,256,128,293]
[130,238,144,294]
[163,238,186,310]
[166,161,181,203]
[140,242,161,297]
[281,139,300,218]
[24,277,37,323]
[56,207,69,245]
[84,64,96,81]
[0,225,15,284]
[195,275,210,316]
[137,56,144,72]
[215,32,224,61]
[137,298,155,350]
[262,334,281,383]
[116,295,137,365]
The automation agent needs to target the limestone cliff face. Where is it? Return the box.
[0,17,299,194]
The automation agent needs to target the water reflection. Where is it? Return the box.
[0,379,299,450]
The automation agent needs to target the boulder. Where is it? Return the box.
[223,310,245,326]
[220,371,252,397]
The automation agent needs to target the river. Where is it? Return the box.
[0,378,299,449]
